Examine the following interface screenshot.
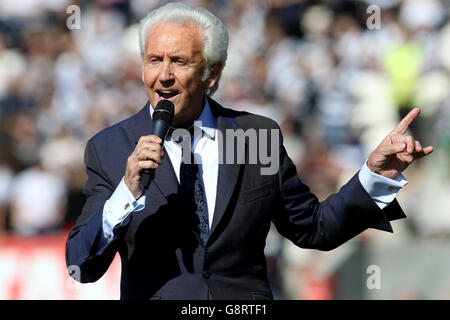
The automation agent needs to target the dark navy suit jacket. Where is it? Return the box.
[65,97,405,300]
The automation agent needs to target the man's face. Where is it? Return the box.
[143,23,213,128]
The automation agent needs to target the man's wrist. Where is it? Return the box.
[359,161,408,209]
[366,160,401,180]
[124,177,143,200]
[102,177,146,241]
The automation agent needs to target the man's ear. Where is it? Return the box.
[206,61,223,89]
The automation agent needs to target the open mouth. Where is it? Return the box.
[157,90,179,100]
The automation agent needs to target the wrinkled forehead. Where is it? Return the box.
[145,22,205,53]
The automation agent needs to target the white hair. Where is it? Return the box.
[139,2,229,96]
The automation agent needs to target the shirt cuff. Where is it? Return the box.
[102,177,146,242]
[358,161,408,210]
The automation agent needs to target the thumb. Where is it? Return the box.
[379,142,405,155]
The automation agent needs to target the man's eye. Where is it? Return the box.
[147,57,160,64]
[174,58,186,65]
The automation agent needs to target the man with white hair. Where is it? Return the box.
[66,3,432,300]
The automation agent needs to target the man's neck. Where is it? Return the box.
[176,96,206,128]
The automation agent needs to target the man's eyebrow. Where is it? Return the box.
[170,55,188,60]
[144,52,188,59]
[145,53,160,59]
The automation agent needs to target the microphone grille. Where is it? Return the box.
[153,100,174,124]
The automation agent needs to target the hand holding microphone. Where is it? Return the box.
[124,100,174,199]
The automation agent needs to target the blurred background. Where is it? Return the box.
[0,0,449,299]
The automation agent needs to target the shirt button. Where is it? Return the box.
[388,186,394,192]
[124,203,130,210]
[202,271,211,279]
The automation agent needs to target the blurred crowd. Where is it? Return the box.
[0,0,449,299]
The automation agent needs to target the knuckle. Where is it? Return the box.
[154,155,162,163]
[127,155,134,164]
[135,161,142,170]
[150,135,160,142]
[149,161,158,169]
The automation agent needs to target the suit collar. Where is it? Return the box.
[130,97,238,147]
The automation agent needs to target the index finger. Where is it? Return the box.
[393,107,420,134]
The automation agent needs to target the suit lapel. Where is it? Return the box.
[208,98,245,241]
[152,147,179,199]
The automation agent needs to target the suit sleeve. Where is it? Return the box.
[65,139,123,283]
[271,127,406,251]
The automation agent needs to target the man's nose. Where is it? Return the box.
[159,60,175,83]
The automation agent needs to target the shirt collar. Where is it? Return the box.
[148,96,216,140]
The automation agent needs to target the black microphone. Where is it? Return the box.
[141,100,174,190]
